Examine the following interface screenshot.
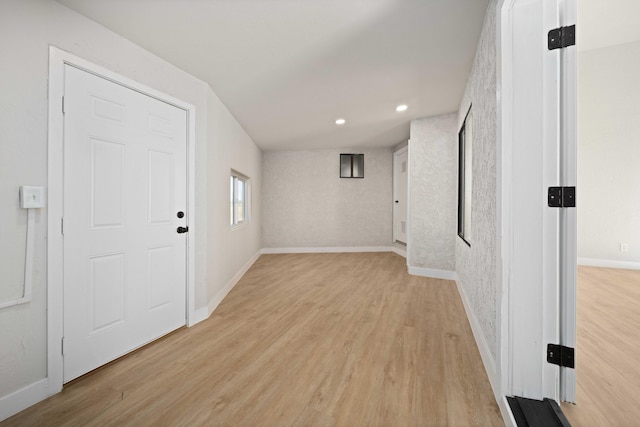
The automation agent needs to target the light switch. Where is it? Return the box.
[20,186,45,209]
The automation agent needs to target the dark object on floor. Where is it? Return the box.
[508,396,571,427]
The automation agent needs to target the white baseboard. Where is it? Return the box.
[408,266,456,280]
[191,306,209,326]
[501,396,518,427]
[578,257,640,270]
[261,246,393,254]
[0,378,49,422]
[207,250,262,316]
[455,279,510,425]
[391,247,407,258]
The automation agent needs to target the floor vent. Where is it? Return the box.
[507,396,571,427]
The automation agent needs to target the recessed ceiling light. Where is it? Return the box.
[335,118,346,125]
[396,104,408,112]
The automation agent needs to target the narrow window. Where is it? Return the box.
[230,171,249,226]
[458,107,472,245]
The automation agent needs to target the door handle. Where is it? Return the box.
[177,226,189,234]
[395,200,399,203]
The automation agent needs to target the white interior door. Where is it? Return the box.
[63,65,187,382]
[393,147,408,244]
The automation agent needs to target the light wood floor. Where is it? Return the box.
[562,266,640,426]
[3,252,502,426]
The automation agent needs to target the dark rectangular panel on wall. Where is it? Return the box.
[340,154,364,178]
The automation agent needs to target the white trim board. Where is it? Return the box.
[261,246,393,254]
[194,250,263,325]
[578,257,640,270]
[455,279,514,424]
[47,47,198,397]
[207,250,262,316]
[408,266,456,281]
[391,246,407,258]
[0,379,48,422]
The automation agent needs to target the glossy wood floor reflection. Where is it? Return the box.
[3,253,502,426]
[562,266,640,426]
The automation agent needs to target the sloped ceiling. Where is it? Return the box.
[56,0,489,150]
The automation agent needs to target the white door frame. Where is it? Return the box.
[498,0,577,406]
[557,0,577,403]
[392,145,408,244]
[47,46,197,395]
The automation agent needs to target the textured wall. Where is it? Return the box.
[578,40,640,263]
[408,113,458,271]
[262,149,393,248]
[455,0,498,359]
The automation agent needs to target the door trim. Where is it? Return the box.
[47,46,197,395]
[499,0,576,406]
[501,0,562,402]
[558,0,577,403]
[392,145,408,244]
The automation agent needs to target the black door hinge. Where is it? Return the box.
[548,25,576,50]
[547,344,574,368]
[548,186,575,208]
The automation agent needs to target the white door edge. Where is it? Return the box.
[558,0,578,403]
[47,46,197,396]
[496,0,514,405]
[499,0,576,405]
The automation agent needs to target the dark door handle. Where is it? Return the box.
[177,226,189,234]
[395,200,399,203]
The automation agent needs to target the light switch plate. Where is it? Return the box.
[20,186,45,208]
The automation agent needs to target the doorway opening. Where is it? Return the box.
[392,145,408,256]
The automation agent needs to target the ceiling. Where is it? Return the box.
[56,0,489,151]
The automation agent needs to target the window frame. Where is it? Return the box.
[457,106,472,246]
[340,153,365,178]
[230,171,250,228]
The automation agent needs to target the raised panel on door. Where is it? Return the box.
[63,65,187,382]
[90,138,125,229]
[89,253,126,333]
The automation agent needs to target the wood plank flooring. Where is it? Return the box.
[562,266,640,426]
[2,252,502,426]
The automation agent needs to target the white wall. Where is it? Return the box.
[262,149,392,249]
[455,0,498,360]
[408,113,458,272]
[206,89,262,311]
[578,40,640,266]
[0,0,261,407]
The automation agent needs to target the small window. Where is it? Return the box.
[230,172,249,226]
[340,154,364,178]
[458,107,472,245]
